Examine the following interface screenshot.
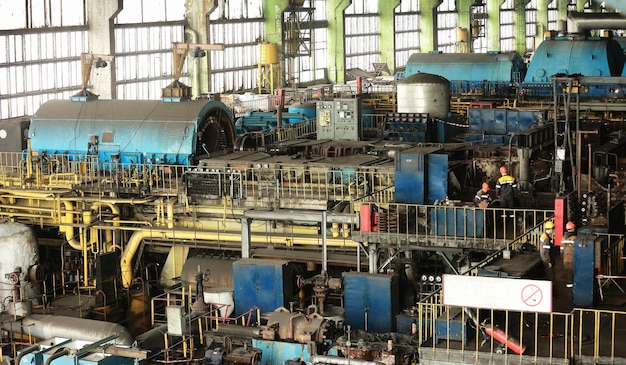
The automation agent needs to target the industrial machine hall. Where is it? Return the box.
[4,0,626,364]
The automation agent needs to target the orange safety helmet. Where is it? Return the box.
[499,166,508,174]
[566,221,576,230]
[482,182,490,191]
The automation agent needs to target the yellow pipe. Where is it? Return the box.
[90,202,120,252]
[120,227,356,287]
[61,201,83,250]
[83,210,98,253]
[167,198,177,229]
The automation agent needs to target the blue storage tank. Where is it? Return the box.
[232,259,297,320]
[29,99,235,165]
[343,272,399,333]
[400,51,526,94]
[524,38,625,83]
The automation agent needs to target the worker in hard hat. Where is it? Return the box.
[561,221,577,292]
[539,221,555,281]
[474,182,492,208]
[495,166,518,209]
[563,221,577,239]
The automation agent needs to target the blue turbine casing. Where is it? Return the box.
[29,99,234,165]
[525,38,625,83]
[400,52,526,94]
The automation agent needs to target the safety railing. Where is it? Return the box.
[0,151,184,195]
[355,202,553,247]
[603,234,625,276]
[151,284,191,326]
[186,165,394,207]
[416,299,626,364]
[240,118,317,148]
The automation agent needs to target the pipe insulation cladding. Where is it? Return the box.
[0,222,39,292]
[3,314,135,346]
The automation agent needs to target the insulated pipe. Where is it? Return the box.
[14,344,40,365]
[120,228,356,288]
[566,11,626,34]
[44,348,69,365]
[120,229,345,288]
[243,209,352,224]
[307,355,383,365]
[5,314,134,346]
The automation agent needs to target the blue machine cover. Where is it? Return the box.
[403,52,526,83]
[343,272,399,333]
[524,38,625,83]
[29,99,234,165]
[233,259,292,319]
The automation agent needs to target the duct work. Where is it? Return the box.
[566,11,626,34]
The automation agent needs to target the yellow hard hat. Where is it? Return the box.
[544,221,555,230]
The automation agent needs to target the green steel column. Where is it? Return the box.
[326,0,351,83]
[185,0,217,97]
[514,0,532,54]
[456,0,472,52]
[262,0,289,87]
[556,0,570,23]
[419,0,442,52]
[378,0,401,70]
[88,0,122,99]
[486,0,505,51]
[536,0,549,47]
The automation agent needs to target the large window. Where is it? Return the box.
[395,0,420,71]
[208,0,264,93]
[114,0,186,100]
[547,0,558,31]
[283,0,328,87]
[0,0,87,119]
[470,3,487,53]
[436,0,457,53]
[345,0,380,74]
[525,0,538,52]
[500,0,515,52]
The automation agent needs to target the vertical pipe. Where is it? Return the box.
[587,143,592,191]
[276,89,284,139]
[322,211,328,273]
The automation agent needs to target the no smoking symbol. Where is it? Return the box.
[521,284,543,307]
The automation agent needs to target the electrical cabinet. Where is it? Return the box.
[344,272,399,333]
[316,98,362,141]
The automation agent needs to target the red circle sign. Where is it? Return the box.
[521,284,543,307]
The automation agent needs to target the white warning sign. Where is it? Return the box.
[442,274,552,313]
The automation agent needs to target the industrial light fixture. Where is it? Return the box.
[94,57,108,68]
[192,47,206,58]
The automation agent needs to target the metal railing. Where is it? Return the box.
[0,151,184,195]
[355,202,553,247]
[416,297,626,364]
[186,165,394,207]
